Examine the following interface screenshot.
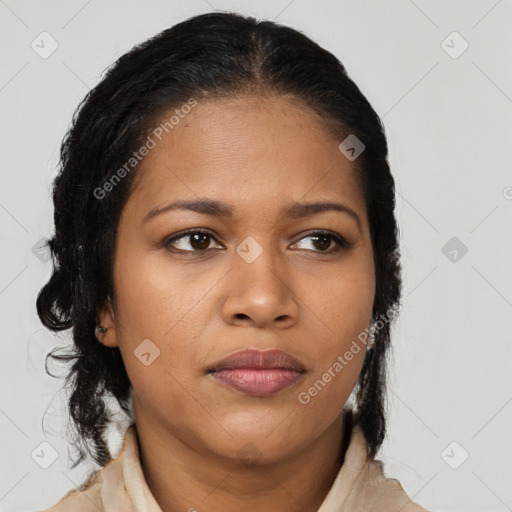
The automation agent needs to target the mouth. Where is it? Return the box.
[207,349,306,397]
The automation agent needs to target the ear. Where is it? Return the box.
[95,299,118,348]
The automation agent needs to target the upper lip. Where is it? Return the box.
[208,349,306,373]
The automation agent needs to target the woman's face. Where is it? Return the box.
[100,94,375,463]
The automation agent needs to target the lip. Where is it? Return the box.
[208,349,306,397]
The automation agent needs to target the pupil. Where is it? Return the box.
[312,235,330,251]
[191,233,210,250]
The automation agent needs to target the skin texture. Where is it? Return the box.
[97,95,376,512]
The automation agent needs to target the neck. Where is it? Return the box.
[133,407,347,512]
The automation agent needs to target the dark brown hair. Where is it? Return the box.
[37,11,402,469]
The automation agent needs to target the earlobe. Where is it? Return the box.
[95,299,118,348]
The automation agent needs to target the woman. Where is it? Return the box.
[36,11,428,512]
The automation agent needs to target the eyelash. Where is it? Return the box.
[163,228,351,255]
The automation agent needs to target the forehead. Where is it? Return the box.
[126,95,365,222]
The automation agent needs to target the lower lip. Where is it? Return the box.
[211,368,304,397]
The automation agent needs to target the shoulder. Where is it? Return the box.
[35,426,137,512]
[354,458,429,511]
[35,471,103,512]
[342,427,430,511]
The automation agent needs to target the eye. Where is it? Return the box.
[164,229,223,253]
[292,230,350,253]
[163,229,350,255]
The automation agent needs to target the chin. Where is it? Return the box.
[206,418,316,465]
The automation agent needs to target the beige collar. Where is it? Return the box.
[118,424,426,512]
[44,423,427,511]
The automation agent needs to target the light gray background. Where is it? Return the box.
[1,1,511,511]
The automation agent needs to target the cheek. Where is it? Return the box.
[112,253,208,419]
[295,349,364,437]
[309,254,375,346]
[112,249,221,395]
[113,247,216,337]
[295,271,372,420]
[295,253,374,412]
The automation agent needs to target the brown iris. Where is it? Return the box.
[190,233,211,251]
[310,234,331,251]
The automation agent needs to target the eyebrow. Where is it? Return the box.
[143,198,361,231]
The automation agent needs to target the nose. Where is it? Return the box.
[221,243,299,330]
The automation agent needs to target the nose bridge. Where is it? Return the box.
[235,233,285,287]
[223,233,298,328]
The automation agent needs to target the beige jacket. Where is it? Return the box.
[38,424,428,512]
